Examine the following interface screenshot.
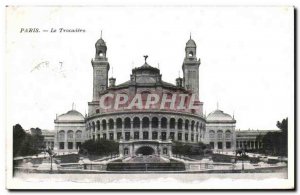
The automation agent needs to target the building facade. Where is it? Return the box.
[54,110,86,152]
[53,34,276,155]
[206,109,236,152]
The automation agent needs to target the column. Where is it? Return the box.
[73,131,76,151]
[114,119,117,140]
[167,118,170,140]
[130,121,134,140]
[188,124,191,142]
[222,132,225,152]
[174,122,178,141]
[65,131,69,152]
[149,119,152,140]
[158,119,161,140]
[100,122,103,139]
[139,118,142,140]
[121,121,125,140]
[106,121,109,140]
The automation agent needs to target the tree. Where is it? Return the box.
[260,118,288,156]
[172,141,183,157]
[13,124,26,157]
[277,118,288,156]
[13,124,45,157]
[30,128,45,150]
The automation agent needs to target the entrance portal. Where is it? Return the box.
[135,146,155,155]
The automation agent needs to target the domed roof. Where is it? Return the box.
[206,109,235,122]
[95,38,106,46]
[186,38,196,47]
[132,62,160,74]
[56,110,85,122]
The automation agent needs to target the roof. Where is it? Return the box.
[132,62,160,74]
[41,130,55,135]
[56,110,85,122]
[186,38,196,47]
[206,109,235,122]
[95,38,106,46]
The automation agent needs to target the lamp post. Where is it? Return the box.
[241,143,247,173]
[45,148,56,173]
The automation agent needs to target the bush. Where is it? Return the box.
[172,141,211,157]
[80,139,119,156]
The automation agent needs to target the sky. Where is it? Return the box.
[6,6,294,130]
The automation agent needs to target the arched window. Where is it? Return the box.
[191,121,195,131]
[225,130,231,139]
[142,117,149,128]
[109,119,114,130]
[170,118,175,129]
[102,120,107,130]
[116,118,122,129]
[124,117,131,129]
[188,51,193,57]
[133,117,140,128]
[76,130,82,139]
[185,120,189,130]
[161,117,167,129]
[92,122,95,132]
[58,130,65,140]
[67,130,74,139]
[209,130,215,139]
[151,117,158,128]
[196,122,199,132]
[178,119,183,130]
[96,120,100,131]
[217,130,223,139]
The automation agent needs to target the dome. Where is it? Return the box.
[206,109,234,122]
[95,38,106,47]
[186,38,196,47]
[56,110,85,122]
[132,62,160,74]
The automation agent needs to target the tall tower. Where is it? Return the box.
[91,33,110,101]
[182,35,201,97]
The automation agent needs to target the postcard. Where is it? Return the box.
[5,5,295,190]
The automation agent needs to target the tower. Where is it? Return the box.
[91,33,110,101]
[182,35,201,97]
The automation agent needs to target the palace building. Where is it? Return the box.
[53,34,272,156]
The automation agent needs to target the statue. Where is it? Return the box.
[143,55,148,63]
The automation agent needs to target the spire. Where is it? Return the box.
[100,30,102,39]
[190,32,191,40]
[71,102,76,110]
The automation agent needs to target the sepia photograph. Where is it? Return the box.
[5,5,295,190]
